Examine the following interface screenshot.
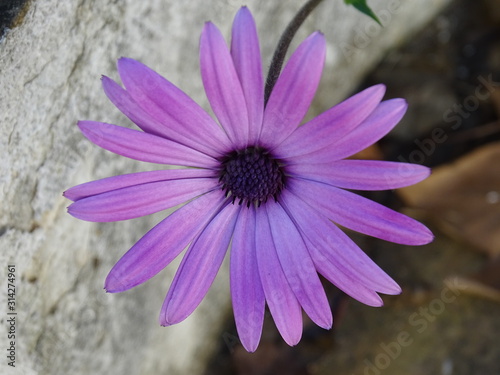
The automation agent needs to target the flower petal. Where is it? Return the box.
[313,253,384,307]
[287,99,407,164]
[333,98,408,159]
[101,76,163,136]
[105,190,226,292]
[288,178,433,245]
[273,84,386,158]
[280,190,400,297]
[230,205,265,352]
[64,168,216,202]
[201,22,249,148]
[231,7,264,144]
[160,202,240,325]
[260,32,326,147]
[67,177,219,222]
[287,160,431,191]
[78,121,218,168]
[255,206,302,346]
[116,58,231,155]
[266,202,332,329]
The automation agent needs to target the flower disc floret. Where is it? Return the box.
[219,147,285,206]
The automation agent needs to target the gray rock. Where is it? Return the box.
[0,0,450,374]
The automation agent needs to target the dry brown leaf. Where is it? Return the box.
[444,259,500,302]
[398,141,500,257]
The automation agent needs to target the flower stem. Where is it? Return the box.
[264,0,325,106]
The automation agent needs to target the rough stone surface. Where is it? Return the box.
[0,0,450,374]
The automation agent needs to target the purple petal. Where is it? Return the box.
[116,58,231,155]
[273,84,385,158]
[333,98,408,159]
[287,160,431,191]
[288,99,407,164]
[266,202,332,329]
[105,190,226,292]
[201,22,249,148]
[288,178,434,245]
[231,7,264,144]
[160,203,240,325]
[260,32,326,147]
[78,121,218,168]
[68,177,218,222]
[101,76,165,136]
[230,205,265,352]
[64,168,216,202]
[313,254,384,307]
[280,191,400,297]
[255,207,303,346]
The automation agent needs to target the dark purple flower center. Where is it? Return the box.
[219,147,285,206]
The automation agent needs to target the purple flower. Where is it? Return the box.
[64,7,432,351]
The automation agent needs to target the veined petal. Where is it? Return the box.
[67,177,219,222]
[273,85,385,158]
[230,205,265,352]
[312,251,384,307]
[64,168,217,202]
[231,7,264,144]
[102,76,159,135]
[105,190,226,293]
[288,178,433,245]
[116,58,232,155]
[260,32,326,147]
[161,202,240,325]
[201,22,249,148]
[266,202,332,329]
[333,98,408,159]
[255,207,302,346]
[78,121,218,168]
[287,99,407,164]
[287,160,431,191]
[280,190,400,296]
[102,76,226,157]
